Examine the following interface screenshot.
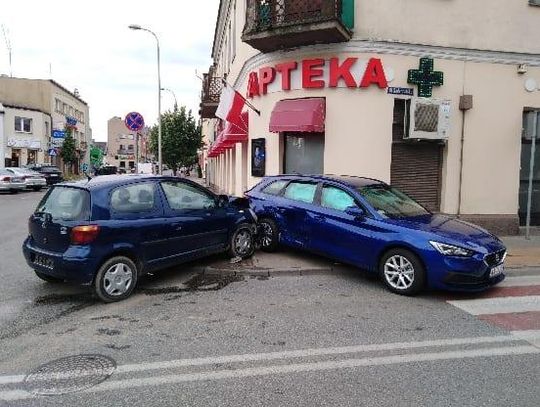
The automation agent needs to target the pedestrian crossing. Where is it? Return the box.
[446,273,540,332]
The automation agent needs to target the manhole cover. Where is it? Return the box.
[24,354,116,395]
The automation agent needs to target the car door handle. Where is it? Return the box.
[171,223,183,231]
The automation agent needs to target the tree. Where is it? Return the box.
[149,106,202,174]
[60,126,77,174]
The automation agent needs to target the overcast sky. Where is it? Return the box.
[0,0,219,141]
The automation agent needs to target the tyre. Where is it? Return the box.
[9,189,18,194]
[258,218,279,252]
[229,224,255,259]
[93,256,138,303]
[32,186,42,191]
[34,270,63,283]
[379,248,426,296]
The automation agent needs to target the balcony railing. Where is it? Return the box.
[242,0,354,53]
[200,74,223,119]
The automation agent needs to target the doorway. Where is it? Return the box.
[519,109,540,226]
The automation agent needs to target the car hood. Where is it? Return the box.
[393,214,504,253]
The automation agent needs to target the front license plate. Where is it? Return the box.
[34,254,54,270]
[489,263,504,278]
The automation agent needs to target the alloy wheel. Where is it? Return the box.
[234,230,252,256]
[383,255,415,290]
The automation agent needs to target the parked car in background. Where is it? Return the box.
[23,175,257,302]
[246,175,507,296]
[27,165,64,185]
[5,167,47,191]
[0,168,25,193]
[96,165,118,176]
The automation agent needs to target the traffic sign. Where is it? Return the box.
[124,112,145,132]
[48,148,57,157]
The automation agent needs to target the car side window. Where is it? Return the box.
[111,183,156,213]
[161,182,216,211]
[321,186,358,212]
[283,182,317,204]
[261,180,288,196]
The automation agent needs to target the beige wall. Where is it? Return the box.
[106,117,138,168]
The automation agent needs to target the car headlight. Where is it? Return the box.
[429,241,474,257]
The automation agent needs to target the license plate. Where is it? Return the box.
[34,254,54,270]
[489,263,504,278]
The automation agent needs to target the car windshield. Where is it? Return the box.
[36,187,90,221]
[358,185,430,218]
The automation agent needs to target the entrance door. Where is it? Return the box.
[283,132,324,174]
[519,110,540,226]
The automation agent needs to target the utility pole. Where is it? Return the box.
[2,25,12,77]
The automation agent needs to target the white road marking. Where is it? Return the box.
[499,275,540,287]
[1,345,538,401]
[1,331,540,385]
[448,295,540,315]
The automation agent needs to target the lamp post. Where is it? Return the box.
[129,24,162,175]
[161,87,178,111]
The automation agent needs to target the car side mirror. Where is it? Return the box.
[345,206,366,220]
[217,194,229,208]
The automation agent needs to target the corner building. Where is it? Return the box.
[201,0,540,235]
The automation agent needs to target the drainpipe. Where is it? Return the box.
[0,103,5,168]
[457,95,473,216]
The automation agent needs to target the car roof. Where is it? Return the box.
[262,174,386,189]
[58,174,205,192]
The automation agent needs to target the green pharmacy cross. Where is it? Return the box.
[407,57,444,98]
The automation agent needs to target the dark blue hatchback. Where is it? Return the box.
[23,175,256,302]
[246,175,506,295]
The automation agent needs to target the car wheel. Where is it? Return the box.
[258,218,279,252]
[229,224,255,259]
[34,270,63,283]
[9,189,18,194]
[379,248,426,296]
[94,256,138,303]
[32,186,42,191]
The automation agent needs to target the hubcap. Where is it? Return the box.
[103,263,133,296]
[260,223,273,247]
[234,230,252,256]
[384,255,415,290]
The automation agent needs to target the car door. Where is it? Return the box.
[274,181,319,248]
[160,180,230,260]
[309,184,378,269]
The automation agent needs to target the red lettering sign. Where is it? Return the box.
[329,57,358,88]
[259,67,276,95]
[275,61,298,91]
[359,58,388,89]
[247,72,260,98]
[302,59,325,89]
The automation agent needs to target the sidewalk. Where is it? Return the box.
[501,235,540,269]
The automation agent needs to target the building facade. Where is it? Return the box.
[201,0,540,234]
[0,103,51,168]
[106,117,148,171]
[0,77,91,172]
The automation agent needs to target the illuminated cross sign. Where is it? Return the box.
[407,58,444,98]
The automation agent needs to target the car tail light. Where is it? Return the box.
[0,176,11,182]
[71,225,100,245]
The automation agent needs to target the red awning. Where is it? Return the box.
[269,98,325,133]
[223,111,248,143]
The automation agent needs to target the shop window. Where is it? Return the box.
[284,132,324,174]
[14,117,32,133]
[283,182,317,204]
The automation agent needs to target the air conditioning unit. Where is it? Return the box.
[405,98,451,140]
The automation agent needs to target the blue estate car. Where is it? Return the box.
[246,175,506,295]
[23,175,256,302]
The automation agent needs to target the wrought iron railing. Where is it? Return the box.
[201,75,223,104]
[244,0,343,35]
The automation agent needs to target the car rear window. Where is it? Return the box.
[36,187,90,221]
[261,180,288,196]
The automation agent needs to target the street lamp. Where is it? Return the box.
[161,87,178,111]
[129,24,162,175]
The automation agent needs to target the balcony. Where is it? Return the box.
[242,0,354,53]
[200,74,223,119]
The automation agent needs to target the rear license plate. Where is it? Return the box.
[489,263,504,278]
[34,254,54,270]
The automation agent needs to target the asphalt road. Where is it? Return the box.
[0,190,539,407]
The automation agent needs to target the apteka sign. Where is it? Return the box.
[246,57,389,98]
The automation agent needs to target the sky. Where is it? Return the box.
[0,0,220,141]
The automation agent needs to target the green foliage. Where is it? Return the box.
[149,106,202,173]
[60,126,77,164]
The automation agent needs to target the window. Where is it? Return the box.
[55,98,62,113]
[111,183,156,213]
[261,180,288,195]
[161,181,216,211]
[37,187,90,221]
[321,186,357,211]
[14,116,32,133]
[284,182,317,204]
[45,121,49,137]
[128,145,134,151]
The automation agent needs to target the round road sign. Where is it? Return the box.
[124,112,145,132]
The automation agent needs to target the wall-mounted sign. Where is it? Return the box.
[65,116,77,126]
[51,138,64,147]
[247,57,391,98]
[407,58,444,98]
[251,138,266,177]
[387,87,414,96]
[7,139,41,149]
[52,130,66,139]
